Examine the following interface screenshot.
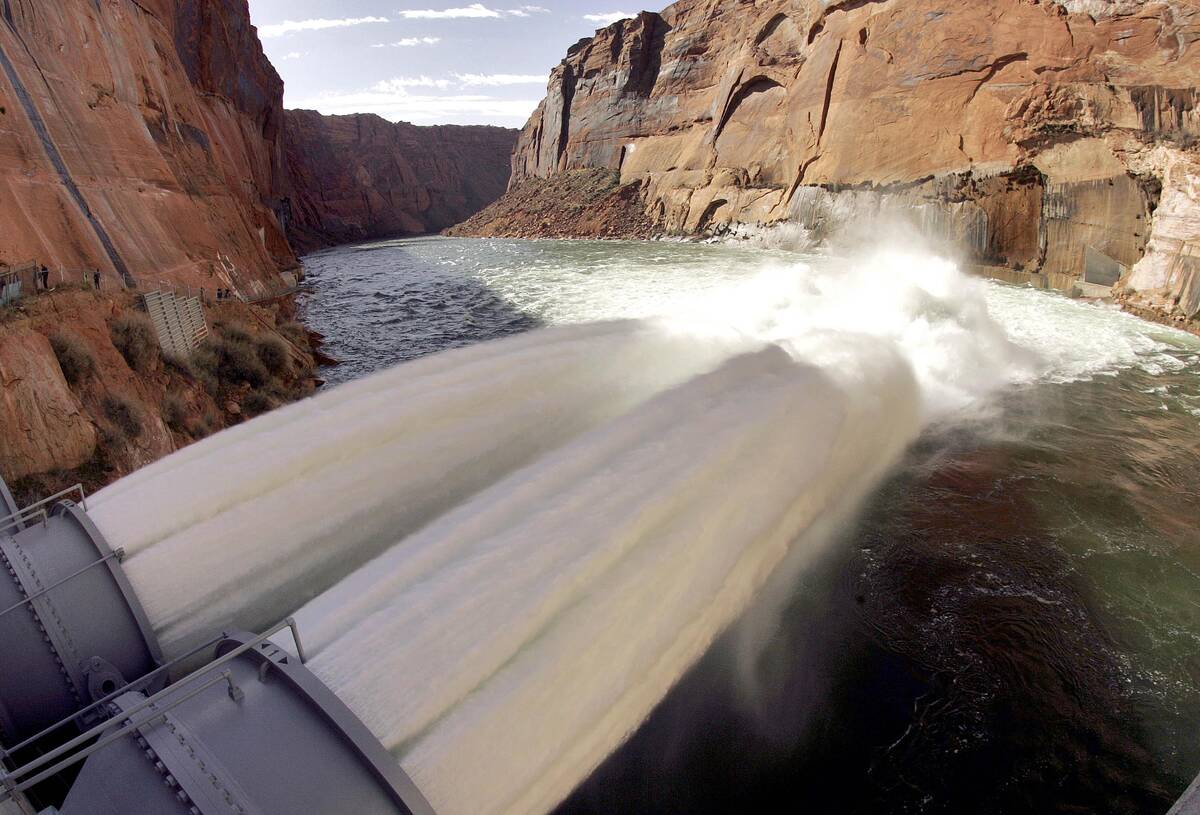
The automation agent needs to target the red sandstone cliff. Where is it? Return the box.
[282,111,517,252]
[463,0,1200,328]
[0,0,299,299]
[0,0,520,490]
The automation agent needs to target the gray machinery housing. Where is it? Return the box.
[0,478,434,815]
[49,630,434,815]
[0,495,163,747]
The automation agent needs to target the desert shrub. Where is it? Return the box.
[103,395,144,439]
[50,332,96,386]
[163,352,194,377]
[194,335,269,388]
[1167,128,1200,150]
[278,321,308,347]
[195,410,222,438]
[110,313,159,374]
[243,389,275,417]
[216,323,253,345]
[220,338,269,387]
[255,335,291,377]
[162,394,188,433]
[198,370,220,397]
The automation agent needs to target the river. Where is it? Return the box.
[297,236,1200,814]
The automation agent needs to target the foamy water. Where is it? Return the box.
[91,321,742,656]
[88,239,1200,814]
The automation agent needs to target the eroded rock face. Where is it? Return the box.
[485,0,1200,323]
[0,0,297,298]
[0,327,96,480]
[282,111,517,252]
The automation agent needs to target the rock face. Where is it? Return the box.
[282,111,517,252]
[0,0,299,299]
[0,327,98,480]
[0,287,318,498]
[447,168,658,239]
[473,0,1200,325]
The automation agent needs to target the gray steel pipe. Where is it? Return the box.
[0,485,163,749]
[53,632,435,815]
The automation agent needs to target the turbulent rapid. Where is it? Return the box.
[90,238,1200,815]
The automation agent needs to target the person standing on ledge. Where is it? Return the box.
[93,270,101,290]
[39,265,49,291]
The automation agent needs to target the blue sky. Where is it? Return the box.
[247,2,642,127]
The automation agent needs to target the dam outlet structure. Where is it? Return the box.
[0,478,435,815]
[2,252,1199,814]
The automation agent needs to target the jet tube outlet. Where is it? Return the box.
[0,483,164,749]
[48,630,435,815]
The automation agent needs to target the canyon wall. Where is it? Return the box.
[0,0,517,490]
[0,0,299,299]
[282,111,517,252]
[467,0,1200,327]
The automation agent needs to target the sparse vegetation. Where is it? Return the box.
[243,390,275,417]
[278,321,308,347]
[255,335,291,376]
[110,313,159,374]
[50,332,96,386]
[1166,128,1200,150]
[163,352,194,377]
[194,329,270,388]
[195,410,222,439]
[103,395,144,439]
[162,394,188,433]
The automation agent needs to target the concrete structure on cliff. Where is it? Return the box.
[472,0,1200,325]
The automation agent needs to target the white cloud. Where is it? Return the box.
[259,16,389,38]
[398,4,500,18]
[396,4,549,19]
[454,72,548,87]
[293,85,539,125]
[371,37,442,47]
[279,51,307,61]
[374,76,454,91]
[583,11,633,25]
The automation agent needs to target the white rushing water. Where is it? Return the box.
[90,321,742,656]
[90,241,1200,814]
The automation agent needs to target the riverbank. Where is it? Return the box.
[0,286,319,505]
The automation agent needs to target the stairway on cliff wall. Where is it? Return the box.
[142,290,208,359]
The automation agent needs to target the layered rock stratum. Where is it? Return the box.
[0,1,515,291]
[0,0,297,298]
[461,0,1200,327]
[283,111,517,252]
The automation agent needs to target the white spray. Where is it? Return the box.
[89,321,741,656]
[284,249,1045,814]
[88,245,1178,815]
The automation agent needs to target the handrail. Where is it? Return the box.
[0,630,225,759]
[1,669,235,797]
[0,484,85,531]
[0,616,308,799]
[0,549,124,621]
